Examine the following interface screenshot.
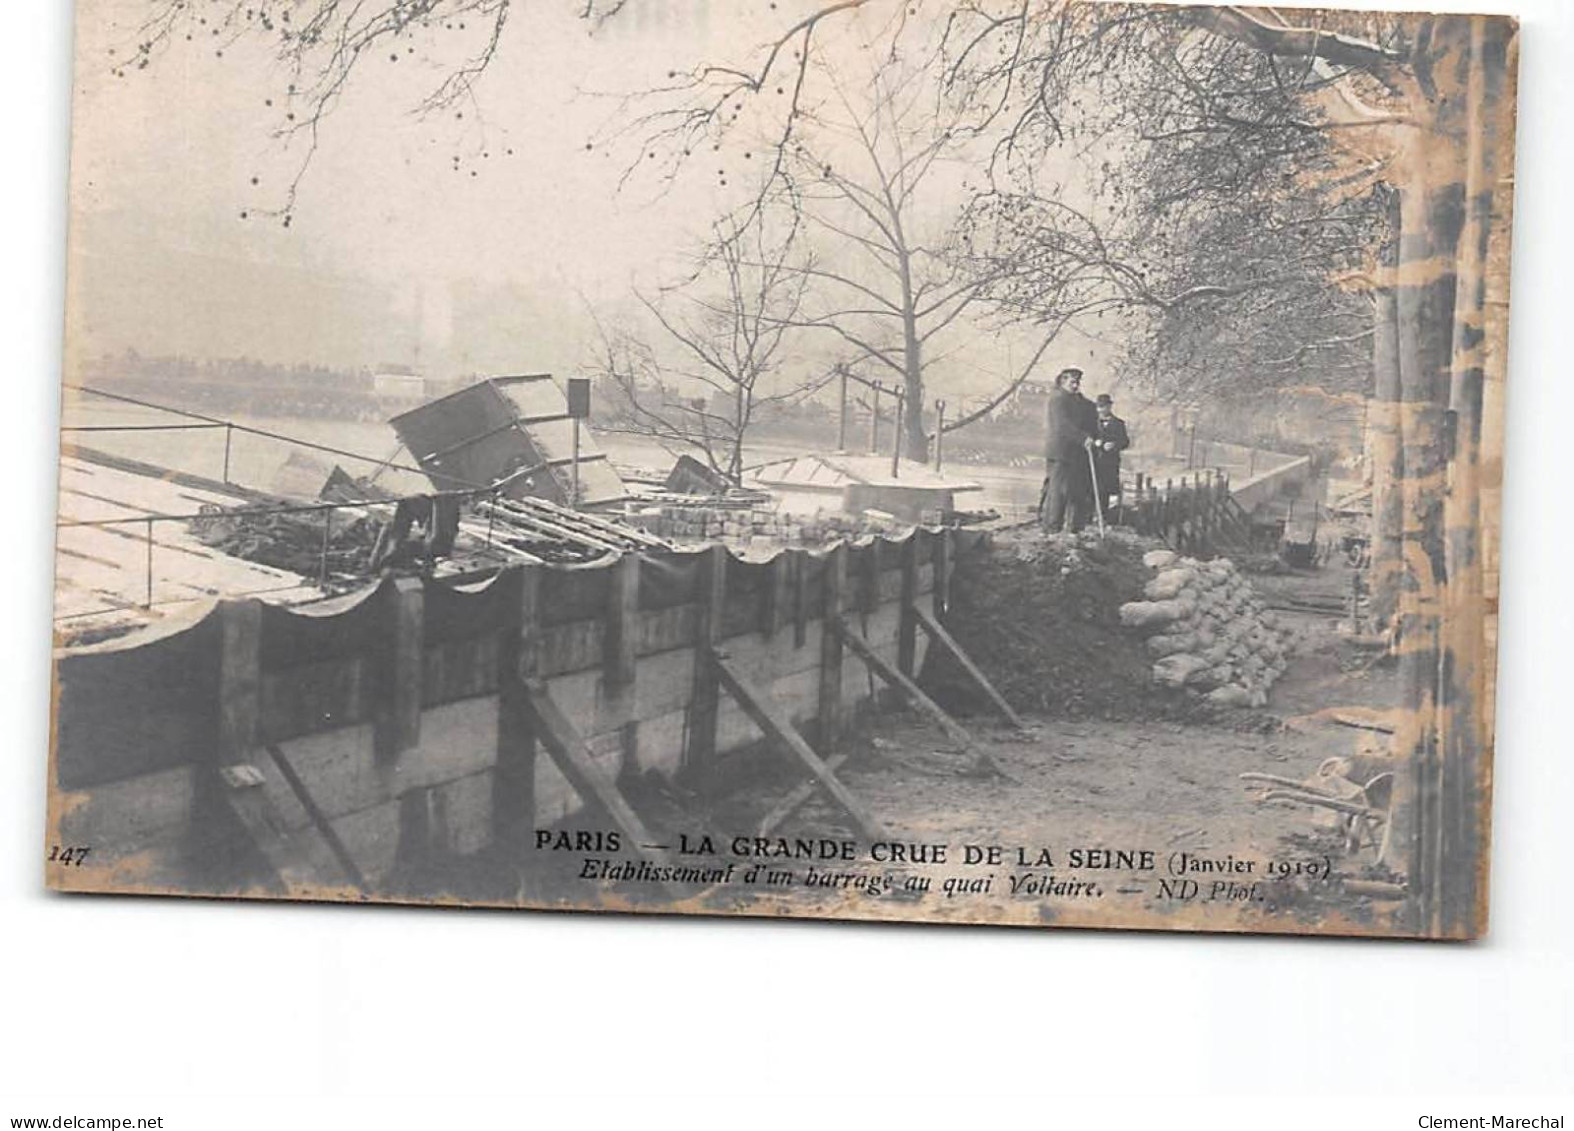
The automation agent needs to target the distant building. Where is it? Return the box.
[373,371,427,400]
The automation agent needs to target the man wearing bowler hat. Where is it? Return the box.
[1091,393,1131,522]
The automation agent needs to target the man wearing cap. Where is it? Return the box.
[1091,393,1131,522]
[1040,367,1099,532]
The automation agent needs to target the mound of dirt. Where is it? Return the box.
[921,528,1213,722]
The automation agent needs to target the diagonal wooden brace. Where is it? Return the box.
[911,603,1027,730]
[522,678,685,897]
[709,648,884,842]
[833,616,974,750]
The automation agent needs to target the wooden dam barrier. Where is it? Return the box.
[51,527,997,895]
[1121,469,1256,557]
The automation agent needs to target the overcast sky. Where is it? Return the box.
[65,0,1113,394]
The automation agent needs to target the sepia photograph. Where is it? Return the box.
[47,0,1517,942]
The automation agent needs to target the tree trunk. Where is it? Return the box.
[900,291,929,463]
[1369,188,1405,630]
[1438,15,1514,938]
[729,387,750,482]
[1390,16,1471,936]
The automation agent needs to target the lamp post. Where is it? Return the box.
[566,377,591,508]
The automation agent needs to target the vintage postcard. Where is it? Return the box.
[48,0,1517,939]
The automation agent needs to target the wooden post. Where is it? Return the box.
[495,565,541,839]
[218,599,263,766]
[685,544,727,774]
[792,548,810,649]
[890,387,905,478]
[897,534,919,676]
[570,417,581,508]
[194,597,263,879]
[837,366,849,451]
[604,551,639,692]
[818,542,847,748]
[766,550,792,637]
[374,577,424,762]
[934,400,946,473]
[933,527,953,618]
[860,538,883,614]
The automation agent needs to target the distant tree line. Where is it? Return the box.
[79,350,464,422]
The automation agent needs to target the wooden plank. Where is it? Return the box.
[374,578,424,761]
[834,617,973,749]
[523,495,670,549]
[495,564,541,837]
[684,544,727,774]
[817,543,847,748]
[912,603,1027,730]
[521,678,683,895]
[481,499,625,554]
[265,744,367,889]
[711,649,882,841]
[897,534,919,676]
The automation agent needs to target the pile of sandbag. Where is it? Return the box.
[1118,549,1295,708]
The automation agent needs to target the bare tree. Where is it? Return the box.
[586,207,817,482]
[753,41,1139,462]
[939,1,1517,938]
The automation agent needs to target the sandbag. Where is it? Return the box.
[1142,549,1178,570]
[1188,665,1232,691]
[1153,653,1212,688]
[1146,632,1196,658]
[1143,567,1197,601]
[1120,599,1189,628]
[1206,685,1252,708]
